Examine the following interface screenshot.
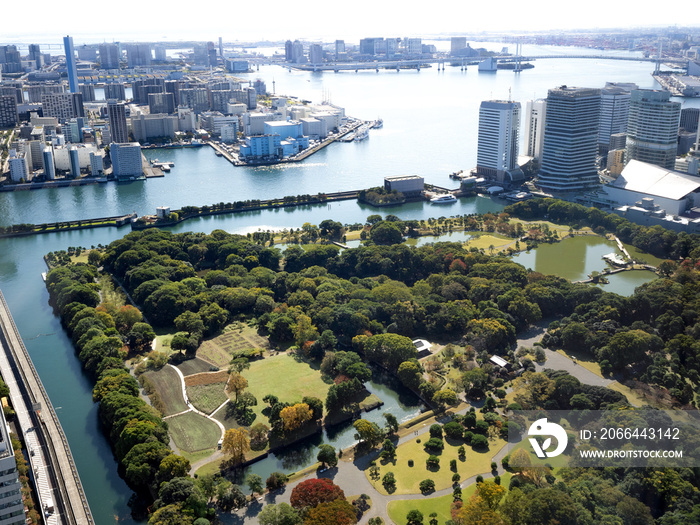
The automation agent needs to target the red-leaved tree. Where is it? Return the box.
[304,499,358,525]
[290,478,345,509]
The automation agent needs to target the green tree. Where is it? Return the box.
[258,502,302,525]
[317,444,338,468]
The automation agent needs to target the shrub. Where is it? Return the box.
[382,471,396,489]
[464,431,474,444]
[475,420,489,435]
[471,434,488,449]
[502,455,509,469]
[491,461,497,471]
[429,424,443,439]
[476,475,484,483]
[495,475,501,485]
[450,459,457,471]
[426,455,439,469]
[458,445,466,459]
[419,479,435,493]
[452,473,461,483]
[443,421,463,439]
[424,438,444,451]
[408,459,414,467]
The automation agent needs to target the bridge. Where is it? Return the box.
[0,291,93,525]
[250,53,688,72]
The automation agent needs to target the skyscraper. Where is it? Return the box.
[476,100,521,183]
[98,43,120,69]
[524,99,546,161]
[63,35,79,93]
[537,86,601,191]
[598,83,636,155]
[107,99,129,143]
[625,89,681,170]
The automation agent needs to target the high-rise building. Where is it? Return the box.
[28,44,42,68]
[537,86,601,191]
[43,146,56,179]
[79,83,96,102]
[154,45,167,62]
[148,92,175,114]
[104,82,126,101]
[450,37,467,55]
[335,40,345,59]
[90,151,103,176]
[126,44,152,67]
[69,146,81,177]
[0,95,18,128]
[598,83,635,155]
[9,151,30,182]
[41,92,83,122]
[284,40,293,62]
[476,100,521,182]
[107,100,129,143]
[309,44,323,64]
[98,43,120,69]
[110,142,143,179]
[0,45,22,73]
[680,107,699,133]
[625,89,681,170]
[0,405,24,522]
[179,88,209,114]
[524,99,546,161]
[63,35,79,93]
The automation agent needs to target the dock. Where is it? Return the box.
[0,291,94,524]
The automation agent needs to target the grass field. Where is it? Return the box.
[166,411,221,453]
[368,434,507,495]
[142,366,188,416]
[187,383,229,414]
[555,349,605,378]
[242,353,332,425]
[197,324,270,367]
[386,473,513,525]
[464,233,515,253]
[177,357,216,376]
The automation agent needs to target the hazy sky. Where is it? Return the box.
[3,0,697,45]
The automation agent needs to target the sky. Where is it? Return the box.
[2,0,697,46]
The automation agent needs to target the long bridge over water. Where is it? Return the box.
[251,54,689,72]
[0,291,93,524]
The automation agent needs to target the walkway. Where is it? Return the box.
[0,291,93,524]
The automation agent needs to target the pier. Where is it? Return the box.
[0,291,94,524]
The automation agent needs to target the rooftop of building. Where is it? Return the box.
[548,85,601,97]
[610,159,700,201]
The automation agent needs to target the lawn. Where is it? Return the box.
[166,411,221,453]
[187,383,229,414]
[142,366,187,416]
[177,357,215,376]
[464,233,515,253]
[242,353,332,425]
[368,434,507,495]
[386,473,513,525]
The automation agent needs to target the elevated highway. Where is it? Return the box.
[0,291,93,524]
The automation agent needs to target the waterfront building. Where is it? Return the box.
[52,143,97,171]
[335,40,345,59]
[8,151,30,182]
[177,107,196,132]
[291,40,305,64]
[199,112,239,136]
[537,86,601,192]
[69,146,81,177]
[107,100,129,143]
[476,100,522,183]
[41,92,84,122]
[148,92,175,114]
[225,60,249,73]
[0,95,18,128]
[384,175,425,196]
[90,151,103,176]
[524,99,546,161]
[284,40,293,61]
[104,82,126,101]
[598,83,635,155]
[300,117,326,140]
[110,142,143,179]
[131,113,178,142]
[220,124,237,144]
[450,37,467,55]
[239,134,280,160]
[264,120,303,140]
[98,43,120,69]
[625,89,681,170]
[406,38,422,56]
[309,44,323,64]
[63,35,79,93]
[43,146,56,179]
[243,112,285,136]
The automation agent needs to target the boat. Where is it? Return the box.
[373,118,383,129]
[430,194,458,204]
[354,125,369,141]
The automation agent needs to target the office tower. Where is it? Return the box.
[252,80,266,97]
[335,40,345,59]
[0,95,18,128]
[79,83,96,102]
[246,87,257,110]
[104,82,126,101]
[69,146,81,177]
[524,99,546,161]
[107,100,129,143]
[284,40,293,62]
[476,100,521,182]
[309,44,323,64]
[41,92,83,122]
[0,45,22,73]
[110,142,143,179]
[90,151,103,176]
[164,80,180,106]
[625,89,681,170]
[99,43,120,69]
[126,44,152,67]
[451,37,467,55]
[154,45,167,62]
[537,86,601,191]
[609,132,627,152]
[148,92,175,114]
[219,37,224,58]
[43,147,56,179]
[598,83,634,155]
[77,44,98,61]
[28,44,42,68]
[680,108,699,133]
[406,38,422,55]
[63,35,79,93]
[292,41,305,64]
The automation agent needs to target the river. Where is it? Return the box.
[0,47,680,522]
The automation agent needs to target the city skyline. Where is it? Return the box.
[2,0,699,45]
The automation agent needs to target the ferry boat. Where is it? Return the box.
[430,194,458,204]
[354,125,369,141]
[373,118,383,129]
